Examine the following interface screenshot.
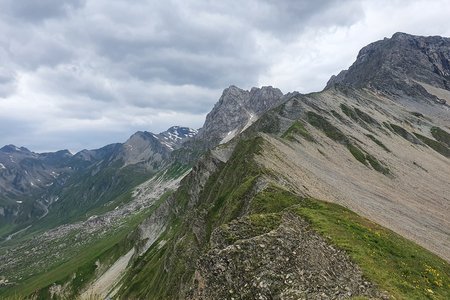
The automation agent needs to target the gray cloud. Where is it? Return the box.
[0,0,449,152]
[0,67,16,97]
[0,0,85,22]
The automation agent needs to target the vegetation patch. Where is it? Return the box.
[346,143,390,174]
[340,103,359,121]
[410,111,424,118]
[306,111,349,144]
[365,134,391,152]
[431,126,450,147]
[346,143,367,165]
[413,132,450,158]
[305,111,389,174]
[366,154,390,175]
[294,198,450,300]
[389,123,420,144]
[354,108,378,125]
[0,206,151,298]
[331,110,345,122]
[383,122,393,132]
[282,121,315,142]
[250,185,303,214]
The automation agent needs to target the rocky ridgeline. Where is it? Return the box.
[192,213,386,300]
[326,32,450,104]
[195,86,284,148]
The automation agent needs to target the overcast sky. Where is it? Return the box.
[0,0,449,152]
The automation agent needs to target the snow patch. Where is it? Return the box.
[219,128,239,145]
[242,112,257,132]
[0,163,5,170]
[219,112,257,145]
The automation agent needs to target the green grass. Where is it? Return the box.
[346,143,390,174]
[431,127,450,148]
[250,185,303,214]
[366,154,390,175]
[305,111,389,174]
[414,132,450,158]
[389,123,419,144]
[331,110,345,122]
[0,223,16,239]
[366,134,391,152]
[294,198,450,300]
[0,202,158,298]
[306,111,349,144]
[346,143,367,165]
[340,103,359,121]
[354,108,377,124]
[282,121,315,142]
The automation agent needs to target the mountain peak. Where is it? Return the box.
[0,144,30,153]
[158,126,198,149]
[326,32,450,103]
[194,85,284,148]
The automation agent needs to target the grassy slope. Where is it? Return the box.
[0,207,151,299]
[119,137,450,299]
[244,184,450,299]
[294,198,450,300]
[119,137,267,299]
[0,162,187,299]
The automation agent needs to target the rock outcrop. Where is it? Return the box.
[326,32,450,104]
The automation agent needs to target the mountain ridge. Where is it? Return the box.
[326,32,450,106]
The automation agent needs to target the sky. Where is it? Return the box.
[0,0,449,152]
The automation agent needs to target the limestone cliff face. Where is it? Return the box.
[326,32,450,104]
[194,85,284,148]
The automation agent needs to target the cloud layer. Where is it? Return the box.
[0,0,449,152]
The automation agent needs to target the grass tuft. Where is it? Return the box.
[306,111,348,144]
[282,121,315,142]
[365,134,390,152]
[414,132,450,158]
[346,144,367,165]
[340,103,359,121]
[430,126,450,147]
[294,198,450,300]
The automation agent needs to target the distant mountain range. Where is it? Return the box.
[0,126,197,227]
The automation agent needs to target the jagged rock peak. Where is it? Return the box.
[0,145,31,153]
[158,126,198,149]
[325,32,450,102]
[160,126,198,138]
[196,85,284,146]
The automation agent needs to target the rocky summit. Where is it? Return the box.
[326,32,450,104]
[0,33,449,300]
